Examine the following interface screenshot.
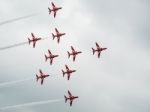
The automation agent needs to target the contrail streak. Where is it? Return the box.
[0,99,63,110]
[0,37,50,51]
[0,13,38,26]
[0,77,34,88]
[0,41,28,50]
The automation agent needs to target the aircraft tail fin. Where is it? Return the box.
[67,51,71,58]
[28,38,31,44]
[92,48,95,55]
[64,95,68,103]
[62,70,65,77]
[52,33,55,40]
[45,54,48,62]
[48,7,51,14]
[36,75,39,82]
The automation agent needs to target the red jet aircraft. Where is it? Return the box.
[28,33,41,48]
[48,2,62,18]
[62,65,76,80]
[45,50,59,65]
[67,46,82,61]
[52,28,66,43]
[64,90,79,106]
[92,42,107,58]
[36,69,49,85]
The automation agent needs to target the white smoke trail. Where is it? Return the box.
[42,37,50,40]
[0,41,28,50]
[0,99,63,111]
[0,77,34,88]
[0,13,39,26]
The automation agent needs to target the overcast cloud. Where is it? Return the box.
[0,0,150,112]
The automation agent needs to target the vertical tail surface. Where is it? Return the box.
[28,38,31,44]
[67,51,71,58]
[62,70,65,77]
[64,95,67,103]
[36,75,39,82]
[92,48,95,55]
[45,55,48,62]
[48,8,51,15]
[52,33,55,40]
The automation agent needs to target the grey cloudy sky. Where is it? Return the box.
[0,0,150,112]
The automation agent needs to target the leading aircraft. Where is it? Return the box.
[28,33,41,48]
[36,69,49,85]
[62,65,76,80]
[92,42,107,58]
[64,90,79,106]
[48,2,62,18]
[52,28,66,43]
[67,46,82,62]
[45,49,59,65]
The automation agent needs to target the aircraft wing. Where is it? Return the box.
[50,59,53,65]
[48,50,52,55]
[70,100,73,106]
[39,69,43,74]
[41,78,44,85]
[68,90,72,96]
[73,55,76,61]
[57,37,60,43]
[51,2,55,8]
[31,33,35,37]
[98,51,101,58]
[65,65,69,71]
[67,74,70,80]
[55,28,59,34]
[33,41,36,48]
[96,42,100,48]
[54,12,57,18]
[71,46,75,52]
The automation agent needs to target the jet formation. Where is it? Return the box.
[0,0,108,110]
[25,1,107,108]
